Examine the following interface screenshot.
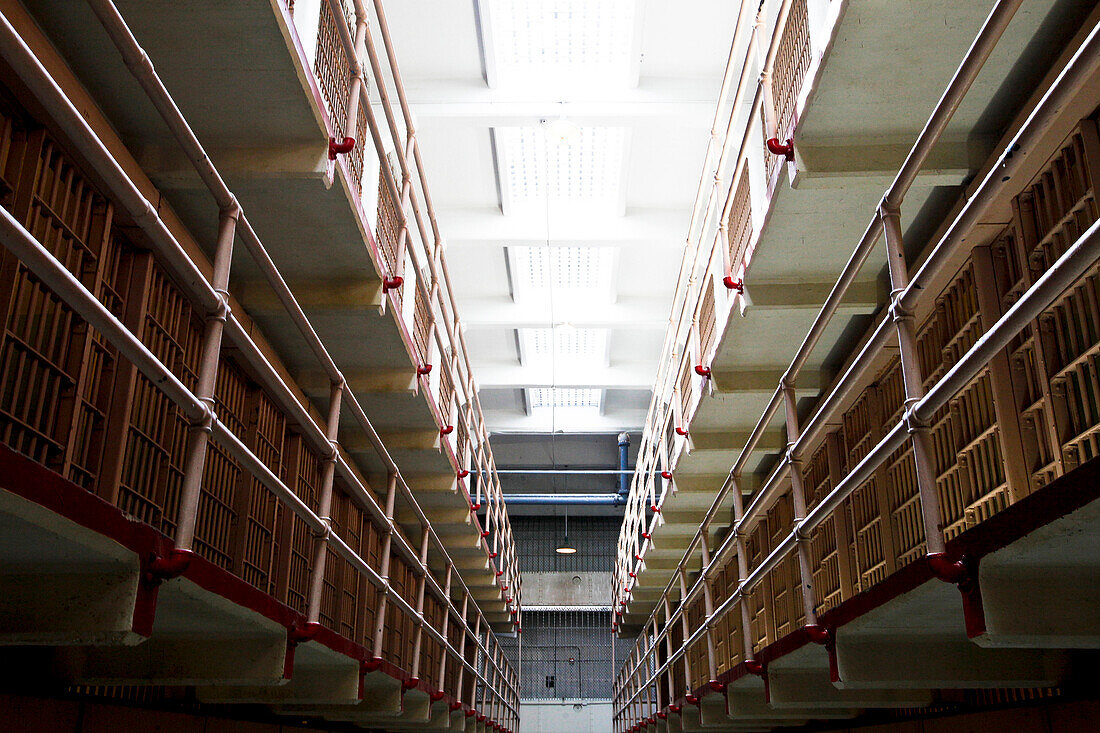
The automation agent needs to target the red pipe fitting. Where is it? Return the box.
[657,711,668,720]
[634,554,643,561]
[685,694,700,706]
[641,532,650,540]
[465,709,477,718]
[496,570,505,577]
[624,587,631,594]
[766,137,794,161]
[478,714,488,723]
[628,572,636,578]
[441,425,454,435]
[501,584,509,591]
[481,530,491,538]
[417,364,433,376]
[430,689,445,702]
[744,659,765,677]
[144,548,194,586]
[328,135,355,160]
[470,502,481,512]
[669,704,681,714]
[723,275,744,292]
[615,610,623,617]
[650,504,661,513]
[620,600,628,606]
[660,471,673,480]
[402,677,420,691]
[362,656,384,673]
[287,620,322,645]
[382,275,404,292]
[928,550,972,585]
[707,680,726,694]
[804,624,830,644]
[510,608,518,616]
[458,469,470,479]
[675,427,689,437]
[489,551,498,559]
[450,701,464,711]
[515,625,522,633]
[694,365,712,378]
[505,597,513,604]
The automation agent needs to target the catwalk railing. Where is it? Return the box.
[0,0,520,728]
[612,1,1100,730]
[296,0,520,621]
[613,0,820,607]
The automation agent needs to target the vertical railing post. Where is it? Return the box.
[782,380,822,632]
[371,471,398,663]
[408,525,431,686]
[663,596,676,708]
[731,475,758,666]
[880,205,951,560]
[453,591,469,713]
[676,568,693,697]
[436,563,454,694]
[174,204,238,552]
[306,380,345,625]
[698,536,720,687]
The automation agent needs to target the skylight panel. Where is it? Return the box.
[528,387,602,410]
[482,0,638,89]
[508,246,615,305]
[518,327,608,366]
[495,126,628,213]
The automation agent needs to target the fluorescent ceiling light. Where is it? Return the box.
[528,388,602,410]
[482,0,638,90]
[495,126,628,214]
[508,246,615,305]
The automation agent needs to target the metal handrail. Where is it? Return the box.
[0,2,519,716]
[613,3,1097,721]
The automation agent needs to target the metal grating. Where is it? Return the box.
[500,610,634,700]
[511,515,621,573]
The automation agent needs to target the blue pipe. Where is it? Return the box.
[617,432,631,498]
[502,493,627,506]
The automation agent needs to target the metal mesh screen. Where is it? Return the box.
[500,610,636,700]
[511,516,621,572]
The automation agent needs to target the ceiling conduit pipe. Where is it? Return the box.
[618,432,631,500]
[502,494,627,507]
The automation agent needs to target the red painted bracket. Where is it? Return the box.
[723,275,745,292]
[440,425,454,435]
[328,136,355,160]
[694,365,712,378]
[675,427,689,437]
[458,469,470,479]
[661,470,673,480]
[143,548,194,588]
[417,364,433,376]
[804,624,830,644]
[382,275,404,292]
[287,620,322,645]
[744,659,766,677]
[708,680,726,693]
[362,656,384,673]
[402,677,420,691]
[766,137,794,160]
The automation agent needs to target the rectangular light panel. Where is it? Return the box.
[483,0,637,89]
[528,387,602,410]
[518,326,608,366]
[495,126,627,213]
[508,246,615,304]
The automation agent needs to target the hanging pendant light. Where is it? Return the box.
[556,507,576,555]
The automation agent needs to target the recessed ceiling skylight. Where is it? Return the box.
[494,126,628,214]
[508,246,615,305]
[518,326,608,366]
[481,0,638,89]
[528,387,602,410]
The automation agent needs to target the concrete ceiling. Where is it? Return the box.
[382,0,742,433]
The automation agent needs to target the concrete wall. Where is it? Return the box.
[520,700,613,733]
[522,572,607,606]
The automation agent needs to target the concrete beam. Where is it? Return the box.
[711,369,825,395]
[794,139,971,188]
[746,279,882,311]
[461,296,669,328]
[237,277,384,315]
